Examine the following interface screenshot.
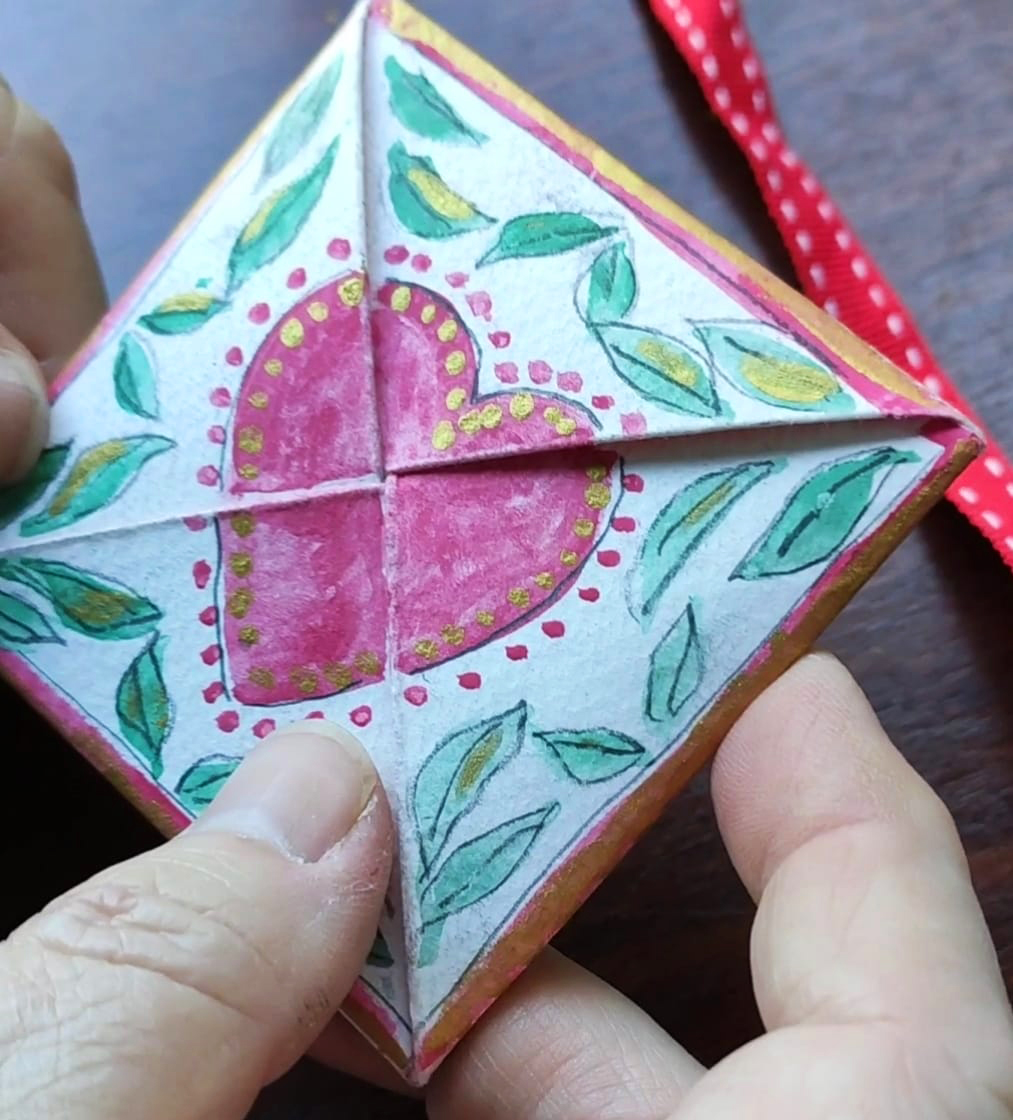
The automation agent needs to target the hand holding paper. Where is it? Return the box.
[0,0,980,1085]
[2,662,1010,1120]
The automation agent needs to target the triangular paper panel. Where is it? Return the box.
[0,0,978,1085]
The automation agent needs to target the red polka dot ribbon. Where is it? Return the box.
[649,0,1013,572]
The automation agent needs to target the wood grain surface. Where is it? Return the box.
[4,1,1012,1116]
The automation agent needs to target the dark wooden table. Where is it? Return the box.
[6,1,1012,1115]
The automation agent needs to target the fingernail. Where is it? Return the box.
[0,349,49,483]
[189,720,378,862]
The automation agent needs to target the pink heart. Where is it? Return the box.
[219,274,615,704]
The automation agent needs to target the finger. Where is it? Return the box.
[0,721,393,1120]
[0,77,106,375]
[427,950,704,1120]
[0,324,48,482]
[710,653,1013,1091]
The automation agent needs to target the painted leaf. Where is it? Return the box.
[1,558,161,640]
[0,442,70,530]
[594,323,725,418]
[645,602,703,724]
[477,212,617,268]
[387,141,493,239]
[639,460,781,619]
[582,243,637,323]
[228,138,340,292]
[0,589,62,648]
[734,447,919,579]
[414,700,527,876]
[694,321,853,413]
[113,332,159,419]
[175,754,240,814]
[139,292,228,335]
[115,634,173,779]
[420,802,559,930]
[385,56,487,145]
[535,727,646,784]
[262,54,343,179]
[367,930,394,969]
[20,435,175,537]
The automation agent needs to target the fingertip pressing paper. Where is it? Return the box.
[0,0,979,1085]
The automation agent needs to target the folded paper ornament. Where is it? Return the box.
[0,0,979,1085]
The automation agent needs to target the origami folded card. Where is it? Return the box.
[0,0,978,1085]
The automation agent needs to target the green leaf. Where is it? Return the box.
[113,332,159,419]
[734,447,919,579]
[0,558,161,640]
[477,212,616,267]
[385,55,487,145]
[367,930,394,969]
[175,754,239,814]
[639,460,781,619]
[693,320,853,414]
[138,292,228,335]
[387,141,494,239]
[413,701,527,877]
[593,323,725,419]
[582,243,637,322]
[420,803,558,946]
[262,54,343,180]
[228,138,340,293]
[0,442,71,530]
[534,728,646,784]
[20,435,176,537]
[116,634,173,779]
[645,602,703,725]
[0,589,62,648]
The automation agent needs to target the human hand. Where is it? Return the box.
[418,654,1013,1119]
[0,83,403,1118]
[2,719,396,1118]
[0,78,104,482]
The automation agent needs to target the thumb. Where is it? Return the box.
[1,720,393,1120]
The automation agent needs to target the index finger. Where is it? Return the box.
[711,653,1013,1084]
